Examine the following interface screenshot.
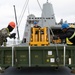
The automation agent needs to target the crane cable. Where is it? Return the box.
[37,0,60,66]
[37,0,54,36]
[13,0,29,41]
[28,4,30,15]
[18,0,29,27]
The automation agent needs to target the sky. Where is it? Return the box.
[0,0,75,40]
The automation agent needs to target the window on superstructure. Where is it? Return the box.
[44,20,46,22]
[29,17,31,19]
[52,17,53,19]
[40,17,42,19]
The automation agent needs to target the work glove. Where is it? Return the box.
[53,36,58,40]
[3,38,7,42]
[9,33,16,39]
[52,36,61,44]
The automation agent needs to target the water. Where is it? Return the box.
[0,67,74,75]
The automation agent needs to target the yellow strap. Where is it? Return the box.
[69,32,75,39]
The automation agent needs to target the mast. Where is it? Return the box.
[47,0,48,3]
[13,5,20,40]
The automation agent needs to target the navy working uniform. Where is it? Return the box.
[58,23,75,45]
[59,28,75,45]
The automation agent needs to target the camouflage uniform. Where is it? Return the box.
[0,28,9,46]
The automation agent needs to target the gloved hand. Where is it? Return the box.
[52,36,61,44]
[53,36,59,40]
[9,33,16,39]
[3,38,7,42]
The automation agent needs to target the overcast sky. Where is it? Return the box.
[0,0,75,40]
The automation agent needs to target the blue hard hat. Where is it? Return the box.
[61,23,69,29]
[34,21,37,24]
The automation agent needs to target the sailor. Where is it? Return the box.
[33,21,41,28]
[33,21,43,34]
[0,21,16,46]
[66,24,75,45]
[53,23,75,45]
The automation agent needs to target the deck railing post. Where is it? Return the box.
[29,46,31,67]
[12,46,14,67]
[64,45,66,66]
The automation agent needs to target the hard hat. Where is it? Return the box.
[61,23,69,29]
[34,21,37,24]
[69,24,75,28]
[8,21,16,28]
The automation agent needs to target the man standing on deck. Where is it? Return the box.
[0,21,16,46]
[33,21,41,28]
[53,23,75,45]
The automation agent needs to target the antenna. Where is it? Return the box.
[47,0,48,3]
